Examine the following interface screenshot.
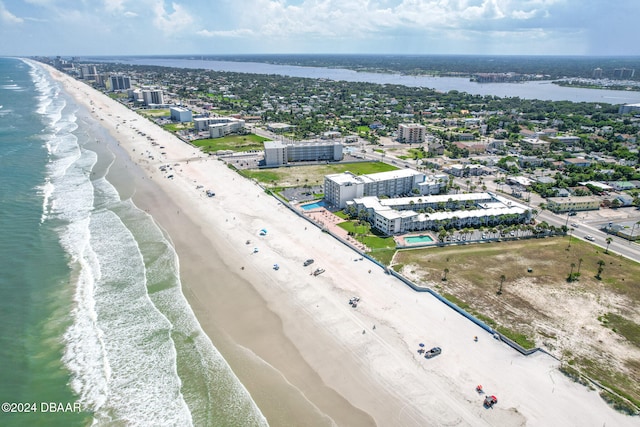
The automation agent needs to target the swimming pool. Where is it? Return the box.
[301,201,325,210]
[405,235,434,244]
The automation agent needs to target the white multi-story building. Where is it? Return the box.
[80,65,97,80]
[142,89,164,106]
[209,119,245,138]
[324,169,427,208]
[169,107,193,123]
[264,140,343,167]
[398,123,426,144]
[194,116,244,132]
[346,192,531,235]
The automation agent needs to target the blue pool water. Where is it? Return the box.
[301,201,325,210]
[405,235,434,244]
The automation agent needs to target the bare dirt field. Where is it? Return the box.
[393,237,640,413]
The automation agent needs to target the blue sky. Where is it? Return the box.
[1,0,638,56]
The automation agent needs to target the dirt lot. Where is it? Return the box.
[393,237,640,412]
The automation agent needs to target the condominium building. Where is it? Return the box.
[264,140,343,167]
[324,169,427,208]
[80,65,97,80]
[209,119,245,138]
[398,123,426,144]
[194,116,243,132]
[110,75,131,91]
[346,192,531,235]
[142,89,164,106]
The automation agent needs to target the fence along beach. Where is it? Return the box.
[41,62,637,426]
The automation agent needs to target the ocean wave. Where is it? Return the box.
[31,60,267,426]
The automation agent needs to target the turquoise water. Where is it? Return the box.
[301,201,325,210]
[405,235,434,244]
[0,58,266,426]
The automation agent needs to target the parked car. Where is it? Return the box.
[303,259,314,266]
[424,347,442,359]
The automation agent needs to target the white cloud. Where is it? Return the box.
[152,1,194,35]
[0,1,24,23]
[198,28,255,38]
[103,0,126,13]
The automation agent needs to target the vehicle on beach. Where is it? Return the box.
[349,296,360,307]
[484,395,498,408]
[312,268,325,276]
[424,347,441,358]
[206,190,215,197]
[303,259,314,266]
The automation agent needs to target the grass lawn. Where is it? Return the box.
[337,220,396,258]
[163,122,193,132]
[138,109,170,118]
[237,162,399,187]
[192,134,269,152]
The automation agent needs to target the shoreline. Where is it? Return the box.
[43,63,638,426]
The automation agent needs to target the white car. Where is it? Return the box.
[585,235,595,241]
[570,223,579,228]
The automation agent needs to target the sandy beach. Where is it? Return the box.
[44,64,637,426]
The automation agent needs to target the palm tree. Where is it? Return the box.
[442,268,449,281]
[568,262,576,281]
[596,260,605,280]
[605,237,613,254]
[577,258,584,274]
[497,274,505,295]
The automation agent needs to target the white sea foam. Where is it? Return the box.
[30,60,267,426]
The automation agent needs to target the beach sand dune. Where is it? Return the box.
[46,64,637,427]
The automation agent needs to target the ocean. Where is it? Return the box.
[0,57,267,426]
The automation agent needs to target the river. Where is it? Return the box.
[100,57,640,105]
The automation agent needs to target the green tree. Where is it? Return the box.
[605,237,613,254]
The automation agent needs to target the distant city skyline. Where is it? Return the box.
[1,0,639,57]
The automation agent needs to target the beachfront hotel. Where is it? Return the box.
[324,169,434,208]
[264,140,343,167]
[345,192,532,235]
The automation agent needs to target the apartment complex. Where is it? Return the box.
[398,123,426,144]
[209,119,245,138]
[346,192,531,235]
[324,169,428,208]
[264,140,343,167]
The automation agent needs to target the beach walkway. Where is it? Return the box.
[303,207,370,252]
